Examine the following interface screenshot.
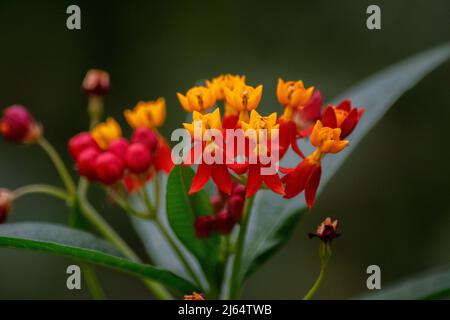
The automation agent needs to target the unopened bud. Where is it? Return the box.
[95,152,125,185]
[82,69,110,96]
[195,215,216,238]
[76,147,100,181]
[0,105,41,143]
[68,132,99,160]
[108,137,129,161]
[228,195,245,222]
[125,143,152,174]
[215,209,236,235]
[131,128,159,152]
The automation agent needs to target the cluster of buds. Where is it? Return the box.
[194,183,246,238]
[176,74,364,216]
[0,105,41,143]
[69,98,173,190]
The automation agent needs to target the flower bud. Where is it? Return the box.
[131,128,159,152]
[76,147,100,181]
[68,132,99,160]
[0,189,13,224]
[210,194,223,213]
[0,105,41,143]
[215,209,236,235]
[194,215,216,238]
[125,143,152,174]
[308,217,340,243]
[82,69,110,96]
[95,152,125,185]
[107,137,129,161]
[228,195,245,222]
[231,183,246,198]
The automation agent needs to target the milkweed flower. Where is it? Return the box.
[82,69,110,96]
[0,189,13,224]
[124,98,166,129]
[206,74,246,101]
[282,120,349,207]
[224,84,263,122]
[90,117,122,150]
[308,217,340,243]
[277,78,315,109]
[0,105,41,143]
[321,100,364,139]
[183,108,222,137]
[177,86,216,113]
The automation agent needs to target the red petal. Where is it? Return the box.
[282,160,315,199]
[189,164,212,194]
[298,125,313,138]
[279,166,295,174]
[212,164,232,195]
[321,106,337,128]
[305,164,322,208]
[222,115,239,129]
[154,138,174,173]
[245,165,263,198]
[263,173,285,196]
[290,138,305,158]
[228,163,249,175]
[337,99,351,112]
[299,90,322,122]
[339,108,358,138]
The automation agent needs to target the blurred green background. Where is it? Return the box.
[0,0,449,299]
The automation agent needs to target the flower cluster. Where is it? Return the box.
[69,99,173,191]
[176,74,364,229]
[194,183,245,238]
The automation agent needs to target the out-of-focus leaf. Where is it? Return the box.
[0,222,200,294]
[359,265,450,299]
[238,43,450,285]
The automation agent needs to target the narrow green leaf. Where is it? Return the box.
[166,165,221,290]
[239,43,450,283]
[359,265,450,300]
[0,222,200,294]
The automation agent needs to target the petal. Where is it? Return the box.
[282,160,315,199]
[189,164,212,194]
[154,137,174,173]
[337,99,351,112]
[263,173,285,196]
[309,120,323,147]
[321,106,338,128]
[340,108,358,138]
[212,164,232,195]
[245,165,263,198]
[305,164,322,208]
[277,78,288,105]
[177,93,192,112]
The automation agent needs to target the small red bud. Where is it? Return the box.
[108,137,129,161]
[76,147,100,181]
[195,215,216,238]
[0,105,41,143]
[231,183,246,198]
[95,152,125,185]
[82,69,110,96]
[0,189,13,224]
[68,132,99,160]
[125,143,153,174]
[215,209,236,235]
[228,195,245,222]
[210,194,223,213]
[131,128,159,152]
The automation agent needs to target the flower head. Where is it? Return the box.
[321,100,364,139]
[82,69,110,96]
[183,108,222,137]
[310,120,349,154]
[277,78,314,109]
[224,84,263,113]
[241,110,279,137]
[206,74,246,101]
[308,217,340,243]
[90,117,122,150]
[124,98,166,129]
[177,86,216,112]
[0,189,14,224]
[0,105,41,143]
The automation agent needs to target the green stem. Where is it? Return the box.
[228,196,255,299]
[80,263,106,300]
[38,137,76,195]
[88,95,103,129]
[303,243,330,300]
[13,184,70,202]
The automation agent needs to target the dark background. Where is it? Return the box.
[0,0,449,299]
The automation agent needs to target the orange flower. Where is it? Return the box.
[310,120,348,154]
[321,100,364,139]
[124,98,166,129]
[183,108,222,137]
[224,84,263,121]
[277,78,314,109]
[90,117,122,150]
[177,86,216,112]
[206,74,246,101]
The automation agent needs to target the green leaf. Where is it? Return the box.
[0,222,200,294]
[166,165,221,291]
[239,43,450,284]
[359,265,450,300]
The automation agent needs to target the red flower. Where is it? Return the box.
[281,157,322,208]
[131,128,159,152]
[190,162,232,195]
[0,105,41,143]
[154,137,174,173]
[321,100,364,139]
[244,164,284,198]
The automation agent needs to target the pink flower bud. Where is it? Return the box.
[0,105,41,143]
[215,209,236,235]
[231,183,246,198]
[210,194,223,213]
[228,195,245,222]
[68,132,99,160]
[82,69,110,96]
[108,137,129,161]
[125,143,152,174]
[95,152,125,185]
[195,215,216,238]
[0,189,13,224]
[131,128,159,152]
[76,147,100,181]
